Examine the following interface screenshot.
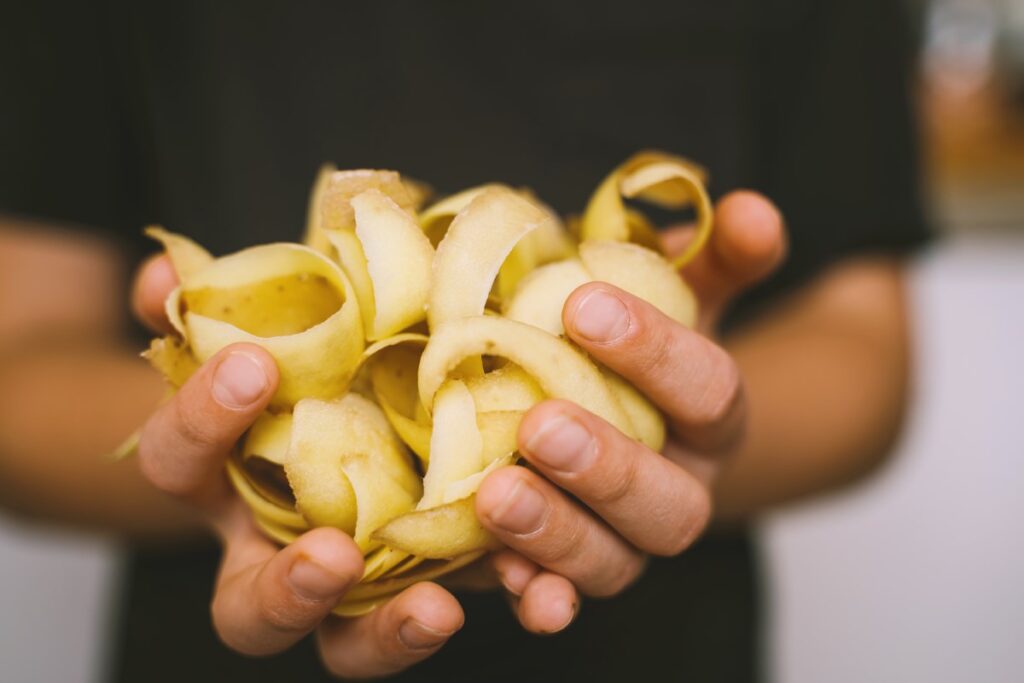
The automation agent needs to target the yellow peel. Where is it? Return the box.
[503,259,591,336]
[463,363,545,413]
[419,316,634,438]
[326,229,376,336]
[418,184,497,246]
[477,411,523,465]
[579,240,698,328]
[362,547,414,583]
[419,380,483,510]
[173,242,364,409]
[428,187,553,330]
[137,151,716,611]
[145,226,212,279]
[619,160,714,269]
[442,454,514,504]
[420,185,571,303]
[284,399,358,532]
[332,551,485,616]
[371,496,498,560]
[342,453,420,551]
[142,336,199,388]
[351,189,434,339]
[226,459,307,530]
[242,412,294,466]
[254,515,302,546]
[364,336,432,465]
[319,169,417,233]
[495,194,574,303]
[285,395,421,537]
[580,151,713,269]
[302,163,337,254]
[602,371,666,452]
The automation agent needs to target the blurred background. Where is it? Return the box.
[1,1,1022,681]
[766,1,1024,680]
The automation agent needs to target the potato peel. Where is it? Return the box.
[580,151,713,269]
[419,316,635,438]
[135,152,714,615]
[428,186,553,331]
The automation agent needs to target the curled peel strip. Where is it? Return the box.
[134,151,713,613]
[580,151,714,270]
[428,186,555,331]
[419,316,635,438]
[327,190,434,341]
[284,394,421,548]
[157,238,365,409]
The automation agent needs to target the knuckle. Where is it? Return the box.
[210,598,257,656]
[255,592,307,634]
[541,511,589,566]
[644,530,689,557]
[318,646,356,679]
[649,488,712,557]
[590,447,639,508]
[691,352,742,427]
[137,435,189,497]
[627,316,673,376]
[591,553,646,598]
[173,395,219,452]
[135,436,164,487]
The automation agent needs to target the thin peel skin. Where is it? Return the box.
[419,316,635,438]
[351,189,434,340]
[580,151,713,270]
[136,151,713,613]
[162,241,366,409]
[428,186,553,330]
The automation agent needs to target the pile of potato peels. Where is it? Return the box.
[142,151,712,615]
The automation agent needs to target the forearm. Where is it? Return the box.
[0,219,203,537]
[0,336,204,537]
[713,257,912,519]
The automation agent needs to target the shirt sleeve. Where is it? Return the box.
[0,2,149,258]
[743,0,931,309]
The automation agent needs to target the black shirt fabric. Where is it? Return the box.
[1,1,929,681]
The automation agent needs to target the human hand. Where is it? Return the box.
[473,191,787,631]
[132,258,464,679]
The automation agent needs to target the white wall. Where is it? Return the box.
[0,519,120,683]
[762,235,1024,683]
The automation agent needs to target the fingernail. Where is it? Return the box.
[398,618,454,650]
[489,480,547,535]
[572,290,629,342]
[288,555,349,601]
[548,598,578,634]
[524,415,596,473]
[212,351,268,408]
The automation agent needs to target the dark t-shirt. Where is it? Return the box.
[2,1,929,681]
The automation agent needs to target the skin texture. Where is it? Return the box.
[0,191,913,677]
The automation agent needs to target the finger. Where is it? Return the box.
[517,400,711,557]
[516,571,579,635]
[131,253,179,334]
[563,283,745,452]
[491,550,536,630]
[138,343,279,504]
[317,582,464,679]
[211,523,364,656]
[435,554,501,592]
[663,190,786,319]
[476,466,646,597]
[491,549,541,597]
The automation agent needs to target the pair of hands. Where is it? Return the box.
[133,191,784,678]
